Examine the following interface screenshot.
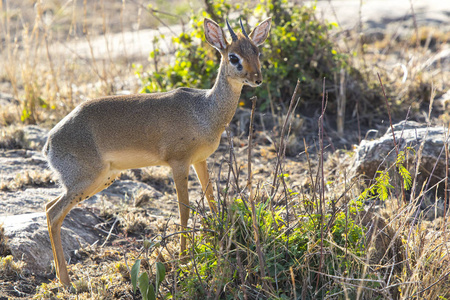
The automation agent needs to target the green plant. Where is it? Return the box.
[359,149,413,202]
[138,0,346,113]
[396,149,413,190]
[179,197,372,299]
[130,259,166,300]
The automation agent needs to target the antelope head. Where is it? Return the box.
[204,17,272,87]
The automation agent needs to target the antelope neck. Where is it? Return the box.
[206,57,244,130]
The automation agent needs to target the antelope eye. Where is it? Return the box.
[229,54,239,65]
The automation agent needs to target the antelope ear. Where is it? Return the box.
[204,18,228,51]
[249,17,272,46]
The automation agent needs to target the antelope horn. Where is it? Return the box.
[240,18,249,39]
[226,19,238,42]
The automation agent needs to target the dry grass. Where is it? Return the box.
[335,24,449,129]
[0,225,11,257]
[0,255,24,278]
[134,189,154,207]
[0,0,194,127]
[0,126,27,149]
[0,169,54,191]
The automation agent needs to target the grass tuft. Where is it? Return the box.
[0,255,24,278]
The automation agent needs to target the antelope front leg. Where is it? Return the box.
[193,160,218,214]
[170,161,190,257]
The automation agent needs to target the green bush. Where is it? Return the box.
[138,0,346,112]
[178,197,371,299]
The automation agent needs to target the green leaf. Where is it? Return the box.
[399,165,412,190]
[155,262,166,292]
[148,284,156,300]
[21,109,31,122]
[330,22,339,28]
[138,271,150,300]
[130,259,141,294]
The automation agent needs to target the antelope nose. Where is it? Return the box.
[255,80,262,85]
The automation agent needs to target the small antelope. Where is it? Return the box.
[43,17,271,286]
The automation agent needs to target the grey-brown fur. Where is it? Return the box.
[43,17,271,286]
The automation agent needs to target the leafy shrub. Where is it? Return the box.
[359,149,413,203]
[179,197,373,299]
[138,0,347,113]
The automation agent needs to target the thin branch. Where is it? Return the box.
[270,79,301,198]
[377,72,406,204]
[100,218,119,247]
[247,96,257,202]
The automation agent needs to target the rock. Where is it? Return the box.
[353,121,449,196]
[1,208,104,274]
[101,180,163,200]
[0,187,61,216]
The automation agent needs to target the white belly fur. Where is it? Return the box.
[103,150,168,171]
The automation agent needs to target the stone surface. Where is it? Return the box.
[1,208,104,274]
[353,121,449,196]
[315,0,450,32]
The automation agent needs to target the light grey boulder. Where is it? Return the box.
[1,208,104,274]
[0,187,61,216]
[101,180,163,200]
[353,121,449,194]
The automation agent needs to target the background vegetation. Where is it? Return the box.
[141,1,349,113]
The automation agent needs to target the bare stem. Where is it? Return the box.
[246,96,270,294]
[247,96,257,202]
[270,79,301,198]
[377,73,406,203]
[316,77,326,290]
